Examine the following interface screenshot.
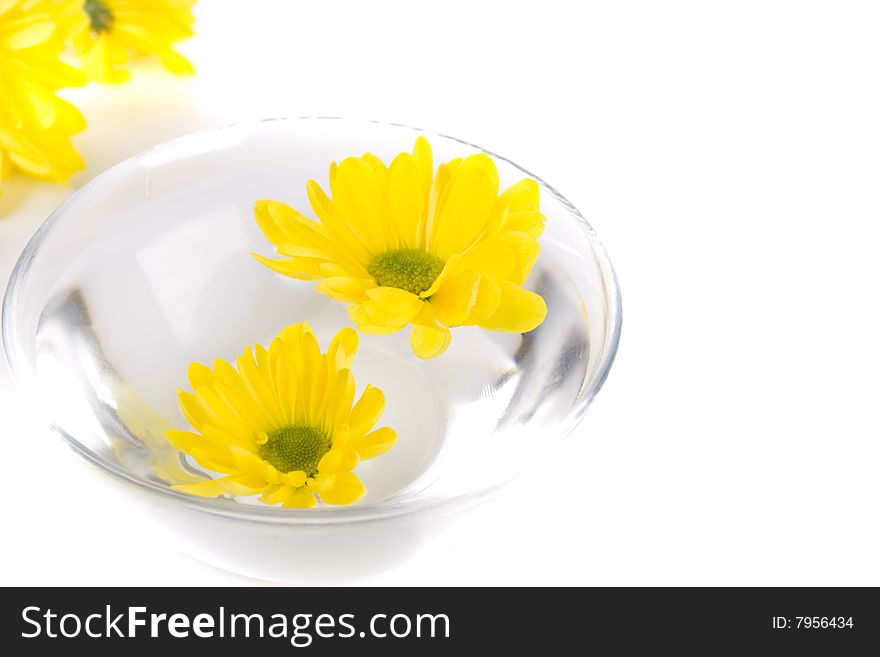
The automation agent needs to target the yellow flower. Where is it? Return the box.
[58,0,195,83]
[253,138,548,359]
[0,0,85,195]
[168,323,396,508]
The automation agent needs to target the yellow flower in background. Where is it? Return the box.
[59,0,195,83]
[0,0,85,195]
[168,323,396,508]
[254,137,548,359]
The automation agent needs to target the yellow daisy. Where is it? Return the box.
[167,323,396,508]
[253,137,548,359]
[0,0,85,195]
[58,0,195,83]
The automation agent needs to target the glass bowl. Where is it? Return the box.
[2,118,621,581]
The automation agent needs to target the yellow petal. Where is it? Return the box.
[310,472,366,505]
[20,86,58,129]
[282,471,308,488]
[2,133,52,176]
[3,17,54,50]
[327,327,359,371]
[468,275,502,325]
[255,198,366,274]
[280,486,317,508]
[348,385,386,435]
[347,304,402,334]
[262,462,284,485]
[317,445,359,475]
[166,433,234,472]
[158,48,194,75]
[498,178,540,213]
[265,206,332,257]
[455,236,516,280]
[429,271,501,328]
[250,252,324,280]
[165,429,204,453]
[112,25,193,76]
[323,369,355,431]
[81,37,129,84]
[259,484,290,506]
[412,137,434,193]
[173,479,227,497]
[429,271,480,327]
[362,152,389,177]
[502,211,545,238]
[502,232,541,285]
[360,287,424,328]
[219,475,269,496]
[227,444,267,477]
[388,152,425,247]
[410,303,452,358]
[354,427,397,461]
[478,282,548,333]
[177,390,210,429]
[329,157,391,252]
[410,323,452,358]
[187,362,214,388]
[235,349,285,425]
[431,154,499,257]
[1,150,11,179]
[253,199,291,246]
[299,329,324,421]
[53,97,87,133]
[199,384,259,435]
[306,179,372,262]
[412,137,434,246]
[189,448,235,474]
[315,277,374,303]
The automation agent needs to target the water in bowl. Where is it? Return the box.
[15,120,612,513]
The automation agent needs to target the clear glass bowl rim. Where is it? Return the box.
[2,117,622,526]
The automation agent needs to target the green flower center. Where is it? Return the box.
[258,425,330,475]
[367,248,445,296]
[84,0,114,33]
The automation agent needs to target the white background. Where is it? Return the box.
[1,0,879,585]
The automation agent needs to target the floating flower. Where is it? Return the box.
[0,0,85,197]
[253,138,548,359]
[58,0,195,83]
[168,323,395,508]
